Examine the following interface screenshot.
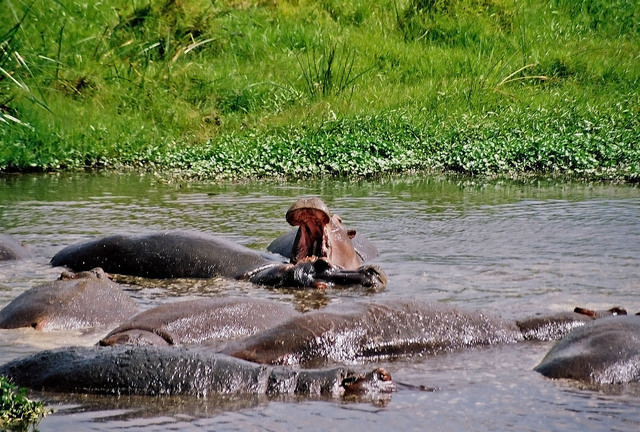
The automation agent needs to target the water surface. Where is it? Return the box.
[1,172,639,431]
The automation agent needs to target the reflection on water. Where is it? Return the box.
[1,172,639,431]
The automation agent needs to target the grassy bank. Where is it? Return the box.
[1,0,639,180]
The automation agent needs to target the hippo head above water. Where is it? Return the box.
[285,198,364,270]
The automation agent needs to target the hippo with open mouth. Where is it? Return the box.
[50,198,385,290]
[268,197,378,268]
[0,345,395,398]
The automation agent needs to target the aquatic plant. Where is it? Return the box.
[0,376,50,431]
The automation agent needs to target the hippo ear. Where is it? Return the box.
[347,229,356,239]
[59,271,74,281]
[608,307,627,316]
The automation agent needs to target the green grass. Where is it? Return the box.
[0,0,639,180]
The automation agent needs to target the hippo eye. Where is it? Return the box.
[377,369,391,381]
[31,322,38,329]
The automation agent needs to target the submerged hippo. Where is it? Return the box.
[0,345,395,398]
[534,315,640,384]
[267,198,378,268]
[100,298,299,346]
[221,299,525,366]
[50,230,385,290]
[223,302,626,367]
[0,268,139,331]
[516,306,627,341]
[0,234,34,260]
[99,296,622,365]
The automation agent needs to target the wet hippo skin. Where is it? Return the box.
[0,268,139,331]
[516,307,627,341]
[50,231,386,290]
[0,345,395,398]
[534,315,640,384]
[221,299,525,366]
[99,296,621,366]
[0,234,34,260]
[100,298,299,346]
[227,303,624,367]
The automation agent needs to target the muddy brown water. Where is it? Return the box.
[1,172,639,431]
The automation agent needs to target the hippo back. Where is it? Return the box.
[534,315,640,384]
[0,235,34,260]
[223,299,522,366]
[51,231,278,279]
[0,269,139,331]
[100,297,299,346]
[0,346,389,398]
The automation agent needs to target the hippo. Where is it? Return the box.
[97,296,623,365]
[516,306,627,341]
[220,299,525,366]
[534,315,640,384]
[99,298,299,346]
[0,268,139,331]
[267,198,378,268]
[50,230,385,290]
[223,302,629,367]
[0,234,34,260]
[0,345,395,398]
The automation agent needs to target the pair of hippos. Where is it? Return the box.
[1,198,639,399]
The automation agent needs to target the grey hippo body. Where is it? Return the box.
[0,234,34,260]
[0,345,394,398]
[535,315,640,384]
[100,298,299,346]
[221,303,618,367]
[515,307,626,341]
[99,298,618,367]
[0,268,139,331]
[50,231,385,290]
[221,300,525,366]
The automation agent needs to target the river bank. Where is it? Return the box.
[1,0,639,180]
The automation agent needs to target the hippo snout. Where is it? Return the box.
[342,368,396,395]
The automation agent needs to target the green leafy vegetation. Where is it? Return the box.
[1,376,50,431]
[0,0,638,180]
